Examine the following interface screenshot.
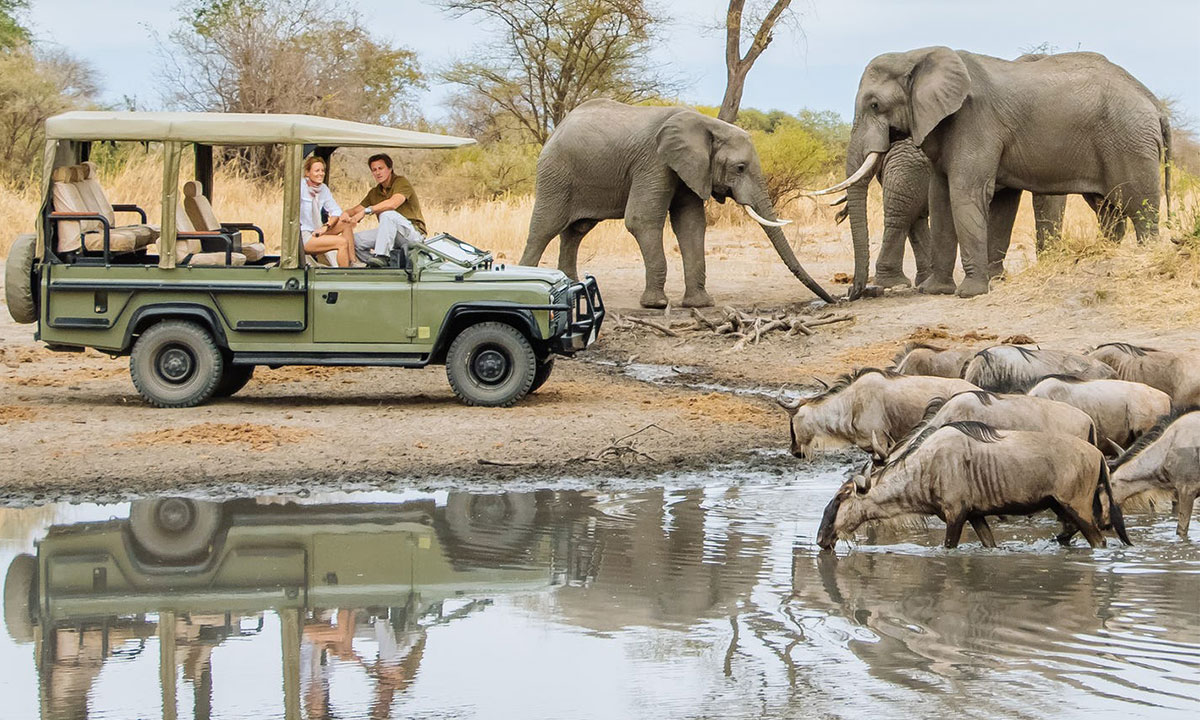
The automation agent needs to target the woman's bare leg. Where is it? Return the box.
[304,233,354,267]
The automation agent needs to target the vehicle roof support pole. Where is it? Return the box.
[195,144,214,201]
[36,139,57,258]
[159,141,182,269]
[281,143,302,269]
[279,608,301,720]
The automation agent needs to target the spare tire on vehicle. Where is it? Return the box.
[5,233,37,324]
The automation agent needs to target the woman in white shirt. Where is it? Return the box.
[300,156,358,267]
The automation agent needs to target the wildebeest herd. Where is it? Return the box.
[778,342,1200,550]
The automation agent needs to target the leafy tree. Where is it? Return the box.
[161,0,424,128]
[0,0,29,50]
[439,0,675,144]
[0,45,98,185]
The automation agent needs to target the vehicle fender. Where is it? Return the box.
[123,304,229,352]
[430,304,543,363]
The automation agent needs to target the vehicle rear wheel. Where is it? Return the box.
[529,356,555,394]
[4,233,37,324]
[214,360,255,398]
[129,498,223,562]
[3,553,36,643]
[130,320,223,408]
[445,322,536,407]
[442,492,538,558]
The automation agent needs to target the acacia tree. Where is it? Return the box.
[439,0,673,144]
[718,0,794,123]
[160,0,424,174]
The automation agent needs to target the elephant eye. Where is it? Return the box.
[735,163,747,174]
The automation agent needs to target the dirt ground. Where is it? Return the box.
[2,224,1198,498]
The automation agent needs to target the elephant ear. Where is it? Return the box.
[908,47,970,146]
[656,111,713,200]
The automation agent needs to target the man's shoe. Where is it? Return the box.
[365,254,388,268]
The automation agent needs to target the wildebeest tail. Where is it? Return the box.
[1095,460,1132,546]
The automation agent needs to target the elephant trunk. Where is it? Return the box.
[844,131,875,298]
[748,191,835,304]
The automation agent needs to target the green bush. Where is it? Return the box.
[751,122,838,205]
[421,141,541,204]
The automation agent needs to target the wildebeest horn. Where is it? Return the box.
[1106,438,1127,456]
[776,387,802,413]
[812,376,830,391]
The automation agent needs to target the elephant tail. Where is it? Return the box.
[1161,112,1172,221]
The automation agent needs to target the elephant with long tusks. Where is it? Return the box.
[890,342,976,378]
[1110,409,1200,538]
[777,367,976,460]
[1087,343,1200,410]
[1028,376,1171,453]
[519,99,834,309]
[963,345,1114,393]
[817,422,1131,550]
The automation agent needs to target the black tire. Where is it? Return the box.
[3,553,36,643]
[445,322,536,407]
[4,233,37,324]
[214,360,255,398]
[130,320,224,408]
[129,498,223,562]
[529,356,555,394]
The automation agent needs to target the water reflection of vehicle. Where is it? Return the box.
[4,491,580,720]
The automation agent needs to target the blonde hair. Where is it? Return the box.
[303,156,326,174]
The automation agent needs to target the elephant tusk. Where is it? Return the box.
[742,204,792,227]
[801,152,881,197]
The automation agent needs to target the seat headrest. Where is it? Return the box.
[51,166,74,183]
[182,180,203,198]
[80,161,97,180]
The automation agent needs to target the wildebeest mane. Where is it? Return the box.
[810,367,903,404]
[1095,342,1154,357]
[890,342,947,368]
[943,420,1005,443]
[966,346,1042,392]
[962,389,998,406]
[1038,374,1086,384]
[1110,406,1200,470]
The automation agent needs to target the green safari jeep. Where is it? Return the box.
[4,111,603,407]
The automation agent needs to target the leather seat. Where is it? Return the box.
[175,197,246,266]
[75,162,160,244]
[181,180,266,262]
[51,166,143,254]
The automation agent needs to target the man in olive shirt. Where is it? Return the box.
[344,153,426,264]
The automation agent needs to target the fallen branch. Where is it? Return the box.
[624,316,680,337]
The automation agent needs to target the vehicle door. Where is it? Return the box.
[309,267,415,345]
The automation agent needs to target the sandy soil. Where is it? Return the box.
[2,223,1197,498]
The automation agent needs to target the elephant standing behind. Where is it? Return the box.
[518,99,834,308]
[826,48,1169,298]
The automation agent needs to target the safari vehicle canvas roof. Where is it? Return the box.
[45,111,476,148]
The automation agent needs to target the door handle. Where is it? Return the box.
[322,291,339,304]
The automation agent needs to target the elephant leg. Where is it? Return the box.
[948,176,995,298]
[1085,194,1128,244]
[986,188,1021,280]
[909,215,932,286]
[626,204,671,309]
[969,516,997,548]
[918,171,958,295]
[520,191,571,268]
[669,191,712,307]
[874,222,912,288]
[1032,194,1067,253]
[557,219,598,281]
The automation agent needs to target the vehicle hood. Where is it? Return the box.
[430,262,569,285]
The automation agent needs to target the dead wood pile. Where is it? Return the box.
[609,306,854,350]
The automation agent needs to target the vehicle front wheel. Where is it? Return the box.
[130,320,223,408]
[129,498,223,563]
[445,322,536,407]
[529,356,554,394]
[214,360,255,398]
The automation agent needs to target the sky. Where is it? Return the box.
[23,0,1200,126]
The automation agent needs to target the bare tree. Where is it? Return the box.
[439,0,675,144]
[718,0,794,123]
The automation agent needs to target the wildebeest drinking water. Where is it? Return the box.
[778,368,976,459]
[1110,409,1200,538]
[816,421,1131,550]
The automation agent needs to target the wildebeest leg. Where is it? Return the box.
[944,515,966,548]
[1177,488,1197,538]
[1050,503,1078,546]
[969,516,997,548]
[1061,503,1106,548]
